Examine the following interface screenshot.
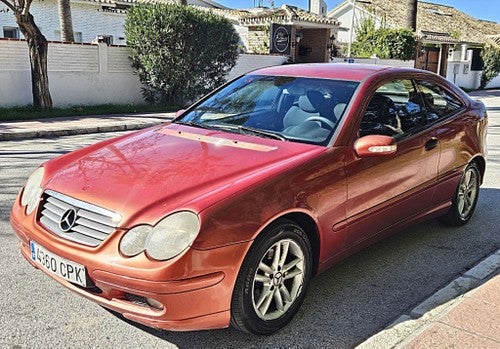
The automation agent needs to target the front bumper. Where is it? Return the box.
[11,205,252,331]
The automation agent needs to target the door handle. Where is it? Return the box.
[425,137,438,151]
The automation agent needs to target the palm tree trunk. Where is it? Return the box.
[58,0,75,42]
[16,12,53,109]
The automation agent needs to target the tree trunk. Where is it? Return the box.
[173,0,187,4]
[58,0,74,42]
[16,12,53,109]
[406,0,417,31]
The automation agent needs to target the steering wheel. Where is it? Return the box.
[304,116,335,130]
[360,122,400,137]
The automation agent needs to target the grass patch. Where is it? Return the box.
[0,104,175,121]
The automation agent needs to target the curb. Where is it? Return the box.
[0,113,175,141]
[0,121,163,141]
[355,249,500,349]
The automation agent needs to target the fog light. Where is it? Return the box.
[146,297,164,310]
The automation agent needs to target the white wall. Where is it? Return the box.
[445,61,482,90]
[226,54,289,81]
[330,57,415,67]
[0,41,289,107]
[0,40,143,107]
[486,75,500,89]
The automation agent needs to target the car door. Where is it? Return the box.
[414,79,470,205]
[344,79,440,246]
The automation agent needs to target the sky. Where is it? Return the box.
[216,0,500,23]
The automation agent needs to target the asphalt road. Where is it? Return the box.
[0,97,498,349]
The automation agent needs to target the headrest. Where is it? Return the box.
[334,103,346,118]
[298,91,324,113]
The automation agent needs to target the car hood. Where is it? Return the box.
[44,124,325,227]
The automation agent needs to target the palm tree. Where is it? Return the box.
[58,0,74,42]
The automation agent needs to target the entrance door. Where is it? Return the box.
[416,47,440,74]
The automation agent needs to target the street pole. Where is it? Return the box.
[347,0,355,58]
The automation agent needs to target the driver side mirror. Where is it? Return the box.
[354,135,397,158]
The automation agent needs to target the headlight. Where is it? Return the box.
[21,167,44,215]
[119,225,151,257]
[119,211,200,261]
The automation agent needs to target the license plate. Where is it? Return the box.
[30,241,88,288]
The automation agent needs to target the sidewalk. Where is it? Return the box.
[0,112,175,141]
[356,250,500,349]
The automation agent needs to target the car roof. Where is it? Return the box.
[251,63,402,82]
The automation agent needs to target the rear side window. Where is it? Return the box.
[415,81,463,123]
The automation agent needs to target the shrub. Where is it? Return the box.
[480,43,500,89]
[352,19,416,60]
[125,4,239,106]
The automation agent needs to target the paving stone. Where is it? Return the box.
[439,296,500,342]
[466,274,500,307]
[402,322,499,349]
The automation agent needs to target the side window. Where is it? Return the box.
[416,80,463,123]
[360,80,424,138]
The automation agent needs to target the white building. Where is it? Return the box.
[0,0,225,45]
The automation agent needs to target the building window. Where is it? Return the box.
[3,26,19,39]
[96,35,113,45]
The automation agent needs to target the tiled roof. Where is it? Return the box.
[238,5,339,27]
[419,31,461,44]
[487,35,500,47]
[192,6,251,21]
[332,0,500,44]
[81,0,225,8]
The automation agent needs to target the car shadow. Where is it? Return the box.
[102,187,500,349]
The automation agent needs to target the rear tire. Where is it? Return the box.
[440,162,480,226]
[230,220,312,335]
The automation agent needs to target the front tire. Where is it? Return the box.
[231,220,312,335]
[441,162,480,226]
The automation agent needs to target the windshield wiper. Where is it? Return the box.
[176,121,287,141]
[237,125,287,141]
[174,120,214,130]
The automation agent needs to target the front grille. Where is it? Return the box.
[39,189,122,247]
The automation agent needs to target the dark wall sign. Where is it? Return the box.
[270,23,291,55]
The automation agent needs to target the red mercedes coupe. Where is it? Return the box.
[11,64,487,335]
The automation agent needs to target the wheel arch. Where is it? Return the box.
[471,155,486,184]
[265,212,321,276]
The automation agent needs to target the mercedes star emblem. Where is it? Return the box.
[59,208,77,232]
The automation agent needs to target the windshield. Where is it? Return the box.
[176,75,359,145]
